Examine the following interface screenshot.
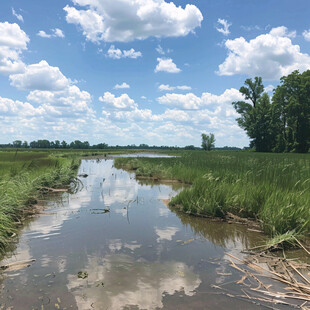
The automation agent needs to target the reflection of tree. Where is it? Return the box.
[171,208,265,249]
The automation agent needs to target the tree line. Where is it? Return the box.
[233,70,310,153]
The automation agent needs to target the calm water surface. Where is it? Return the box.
[0,156,268,309]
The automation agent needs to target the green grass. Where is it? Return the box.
[115,151,310,238]
[0,148,145,253]
[0,150,81,253]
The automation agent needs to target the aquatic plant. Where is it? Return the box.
[115,151,310,238]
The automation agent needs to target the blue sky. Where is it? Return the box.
[1,0,310,147]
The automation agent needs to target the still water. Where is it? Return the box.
[0,156,267,309]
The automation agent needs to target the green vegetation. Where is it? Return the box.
[201,133,215,151]
[0,150,80,253]
[233,70,310,153]
[115,151,310,239]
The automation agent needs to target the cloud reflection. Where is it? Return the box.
[67,253,201,310]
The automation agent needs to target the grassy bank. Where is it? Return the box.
[0,150,80,253]
[115,151,310,239]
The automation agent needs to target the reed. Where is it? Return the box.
[115,151,310,238]
[0,151,80,253]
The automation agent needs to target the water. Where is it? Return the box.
[0,156,268,309]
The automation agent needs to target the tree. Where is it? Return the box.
[201,133,215,151]
[13,140,22,148]
[61,140,68,148]
[272,70,310,153]
[239,77,264,108]
[233,77,278,152]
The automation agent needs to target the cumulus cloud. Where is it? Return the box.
[0,22,29,75]
[158,84,191,91]
[155,58,181,73]
[63,0,203,43]
[107,45,142,59]
[218,26,310,80]
[158,88,244,110]
[99,92,137,110]
[216,18,231,36]
[114,82,130,89]
[0,96,44,117]
[37,28,65,38]
[10,60,70,91]
[12,8,24,22]
[303,29,310,42]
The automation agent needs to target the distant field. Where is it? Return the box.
[115,151,310,239]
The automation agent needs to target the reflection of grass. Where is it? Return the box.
[173,208,265,249]
[115,151,310,239]
[0,150,80,253]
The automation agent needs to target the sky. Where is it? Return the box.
[1,0,310,147]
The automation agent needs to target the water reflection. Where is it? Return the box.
[0,157,266,310]
[173,209,265,250]
[67,254,201,310]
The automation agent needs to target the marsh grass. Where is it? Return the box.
[115,151,310,239]
[0,150,80,253]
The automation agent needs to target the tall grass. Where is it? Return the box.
[0,151,80,253]
[115,151,310,238]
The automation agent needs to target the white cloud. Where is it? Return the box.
[99,92,137,110]
[114,82,130,89]
[303,29,310,42]
[12,8,24,22]
[37,30,51,38]
[0,96,44,117]
[156,45,172,55]
[218,26,310,80]
[10,60,70,91]
[158,84,191,91]
[158,88,243,111]
[53,28,65,38]
[240,25,262,32]
[216,18,231,36]
[63,0,203,43]
[156,45,165,55]
[0,22,29,75]
[37,28,65,39]
[155,58,181,73]
[27,85,93,114]
[265,84,275,93]
[107,45,142,59]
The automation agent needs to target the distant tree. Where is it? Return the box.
[22,141,28,148]
[139,144,149,149]
[93,143,108,149]
[184,145,196,150]
[201,133,215,151]
[61,140,68,148]
[13,140,22,148]
[54,140,60,148]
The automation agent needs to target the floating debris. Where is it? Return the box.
[78,174,88,178]
[77,271,88,279]
[0,259,36,272]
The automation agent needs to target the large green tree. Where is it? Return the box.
[272,70,310,153]
[232,77,277,152]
